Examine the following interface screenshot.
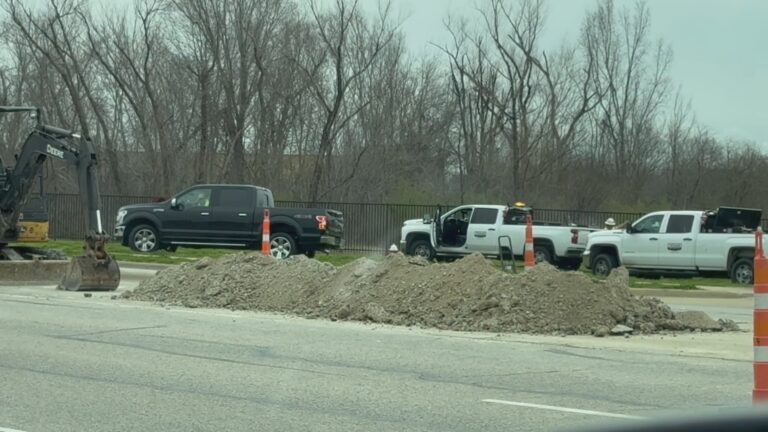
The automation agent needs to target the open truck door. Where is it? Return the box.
[429,208,443,249]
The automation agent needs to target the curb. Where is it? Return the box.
[119,262,175,271]
[630,288,752,299]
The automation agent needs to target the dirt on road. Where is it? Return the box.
[124,252,738,336]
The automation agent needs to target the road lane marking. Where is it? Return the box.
[0,426,29,432]
[482,399,647,420]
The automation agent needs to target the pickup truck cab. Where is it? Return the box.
[114,184,343,259]
[400,203,595,269]
[584,207,761,284]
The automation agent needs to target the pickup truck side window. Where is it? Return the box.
[177,188,212,208]
[633,214,663,234]
[470,208,498,224]
[256,190,273,208]
[665,215,694,233]
[215,188,254,210]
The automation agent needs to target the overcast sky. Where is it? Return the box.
[372,0,767,147]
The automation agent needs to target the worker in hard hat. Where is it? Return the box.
[604,218,616,230]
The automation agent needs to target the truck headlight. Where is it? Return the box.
[116,209,127,225]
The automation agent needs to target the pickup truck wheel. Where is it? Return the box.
[592,253,617,277]
[731,258,753,284]
[270,233,296,260]
[129,224,160,253]
[410,239,435,260]
[534,246,553,264]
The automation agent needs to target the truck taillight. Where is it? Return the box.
[316,215,327,231]
[570,229,579,244]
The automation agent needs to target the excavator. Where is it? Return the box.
[0,106,120,291]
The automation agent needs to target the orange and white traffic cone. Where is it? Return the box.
[524,214,535,270]
[754,227,768,403]
[261,209,271,256]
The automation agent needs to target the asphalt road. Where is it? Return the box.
[0,281,754,432]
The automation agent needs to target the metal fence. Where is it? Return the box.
[38,193,767,253]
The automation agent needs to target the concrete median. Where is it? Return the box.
[0,260,69,284]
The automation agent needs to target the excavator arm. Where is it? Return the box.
[0,106,120,291]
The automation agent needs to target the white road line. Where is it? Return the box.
[0,426,29,432]
[482,399,647,420]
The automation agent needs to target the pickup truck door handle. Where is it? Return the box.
[488,228,496,231]
[474,232,487,238]
[649,237,658,241]
[238,213,248,217]
[200,212,210,216]
[683,238,693,241]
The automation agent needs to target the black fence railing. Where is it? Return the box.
[38,193,768,253]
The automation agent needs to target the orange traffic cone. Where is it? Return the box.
[754,227,768,403]
[261,209,271,256]
[524,214,534,270]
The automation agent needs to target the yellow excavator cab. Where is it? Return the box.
[18,220,49,242]
[17,196,49,242]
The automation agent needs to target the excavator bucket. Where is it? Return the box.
[58,234,121,291]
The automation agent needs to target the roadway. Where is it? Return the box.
[0,275,754,432]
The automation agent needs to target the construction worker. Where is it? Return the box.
[604,218,616,230]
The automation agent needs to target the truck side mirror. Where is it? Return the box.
[626,225,634,234]
[170,197,182,210]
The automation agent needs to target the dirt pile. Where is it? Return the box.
[124,252,737,335]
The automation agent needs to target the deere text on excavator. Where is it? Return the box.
[0,106,120,291]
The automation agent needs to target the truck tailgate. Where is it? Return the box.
[575,228,596,247]
[326,209,344,238]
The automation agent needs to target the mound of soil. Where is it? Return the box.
[124,252,735,335]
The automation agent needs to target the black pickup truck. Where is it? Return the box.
[114,184,343,259]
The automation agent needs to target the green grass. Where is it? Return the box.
[15,240,375,266]
[13,240,237,265]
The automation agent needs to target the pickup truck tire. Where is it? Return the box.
[128,224,160,253]
[534,245,553,264]
[730,258,753,284]
[410,239,436,261]
[592,253,617,277]
[270,233,296,260]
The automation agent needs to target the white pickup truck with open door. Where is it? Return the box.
[584,207,762,284]
[399,203,595,269]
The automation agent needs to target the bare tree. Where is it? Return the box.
[4,0,127,192]
[585,0,673,198]
[297,0,396,201]
[82,0,179,193]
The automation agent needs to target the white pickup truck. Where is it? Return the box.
[399,204,595,269]
[584,207,762,284]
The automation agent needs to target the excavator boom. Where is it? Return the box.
[0,107,120,291]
